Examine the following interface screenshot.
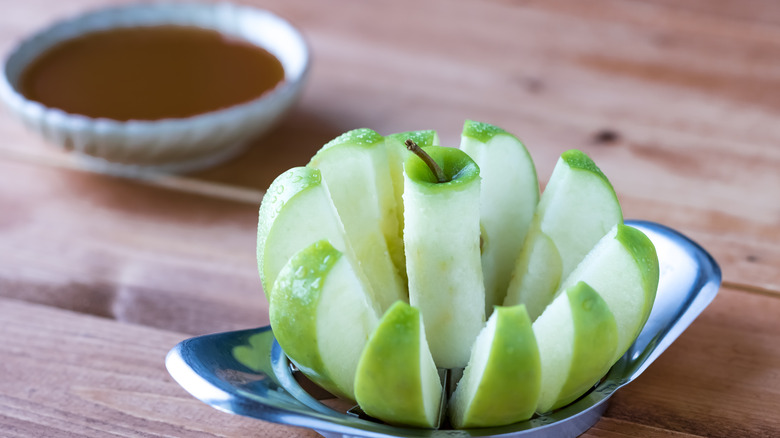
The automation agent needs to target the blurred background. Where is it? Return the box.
[2,0,776,334]
[1,1,779,436]
[0,0,780,326]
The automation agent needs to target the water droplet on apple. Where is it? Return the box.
[582,298,594,311]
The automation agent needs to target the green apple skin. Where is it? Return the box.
[308,129,406,312]
[354,301,442,428]
[460,120,539,315]
[269,239,379,400]
[533,281,618,413]
[403,146,486,369]
[257,166,350,301]
[448,304,541,429]
[384,130,440,280]
[557,224,659,362]
[504,149,623,320]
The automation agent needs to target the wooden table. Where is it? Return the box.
[1,0,779,436]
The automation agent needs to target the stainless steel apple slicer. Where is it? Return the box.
[166,220,721,438]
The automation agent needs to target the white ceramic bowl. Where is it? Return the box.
[0,2,310,175]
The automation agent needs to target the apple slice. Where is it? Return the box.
[557,224,659,362]
[269,239,379,400]
[459,120,539,315]
[507,229,563,320]
[533,281,618,413]
[448,304,541,428]
[354,301,442,428]
[385,130,439,211]
[504,149,623,320]
[403,145,486,369]
[308,129,407,312]
[257,166,353,301]
[384,130,439,279]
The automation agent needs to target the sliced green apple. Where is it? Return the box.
[557,224,659,362]
[269,239,379,400]
[459,120,539,315]
[354,301,442,428]
[308,129,407,312]
[384,130,439,279]
[448,304,541,428]
[257,166,352,301]
[507,229,563,320]
[403,145,486,369]
[533,281,618,413]
[504,149,623,320]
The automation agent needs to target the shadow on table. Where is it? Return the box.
[188,107,347,191]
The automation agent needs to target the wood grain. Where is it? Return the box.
[606,285,780,437]
[1,0,778,294]
[0,159,267,335]
[0,298,318,438]
[1,285,778,437]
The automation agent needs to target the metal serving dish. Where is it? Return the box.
[166,220,721,437]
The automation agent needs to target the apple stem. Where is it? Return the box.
[405,139,448,183]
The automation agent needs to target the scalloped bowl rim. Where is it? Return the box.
[0,2,310,173]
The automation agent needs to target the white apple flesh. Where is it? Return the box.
[269,239,379,400]
[384,130,440,280]
[557,224,659,362]
[403,145,486,369]
[257,166,352,301]
[308,129,407,312]
[507,229,563,320]
[504,149,623,320]
[459,120,539,315]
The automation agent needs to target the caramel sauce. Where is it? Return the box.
[19,26,285,121]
